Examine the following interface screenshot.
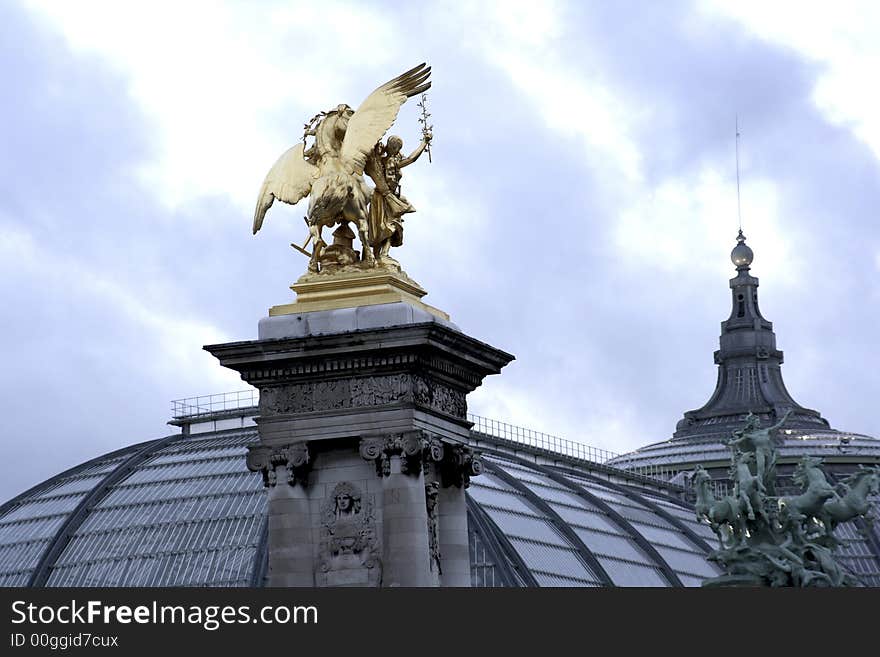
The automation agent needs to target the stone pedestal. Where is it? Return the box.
[269,268,448,320]
[206,301,513,587]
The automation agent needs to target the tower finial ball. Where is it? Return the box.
[731,230,753,268]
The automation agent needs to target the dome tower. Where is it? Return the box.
[610,233,880,476]
[674,230,829,440]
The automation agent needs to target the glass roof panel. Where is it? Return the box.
[596,557,669,587]
[0,515,67,544]
[0,539,49,574]
[626,522,695,551]
[836,538,873,558]
[466,484,537,516]
[611,503,672,527]
[517,481,587,507]
[484,459,575,491]
[674,517,718,542]
[479,509,568,547]
[100,473,257,507]
[483,459,556,483]
[474,472,521,492]
[81,491,266,533]
[54,516,263,567]
[33,476,110,500]
[653,546,718,578]
[32,456,131,492]
[1,495,85,523]
[549,504,621,534]
[562,478,635,507]
[835,520,870,541]
[42,433,267,588]
[533,572,601,587]
[507,538,597,582]
[647,498,698,518]
[570,527,652,564]
[123,458,245,484]
[48,526,262,587]
[640,496,718,538]
[678,574,710,587]
[0,572,30,586]
[149,446,247,465]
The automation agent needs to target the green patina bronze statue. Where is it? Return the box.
[728,410,790,494]
[691,412,879,587]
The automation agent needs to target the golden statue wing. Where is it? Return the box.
[341,63,432,175]
[253,143,318,234]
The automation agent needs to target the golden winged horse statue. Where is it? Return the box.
[252,64,431,273]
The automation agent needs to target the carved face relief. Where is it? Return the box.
[317,481,381,586]
[336,493,353,515]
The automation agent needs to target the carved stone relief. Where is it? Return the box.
[261,374,410,415]
[412,375,466,417]
[350,374,409,407]
[425,481,441,574]
[316,481,381,586]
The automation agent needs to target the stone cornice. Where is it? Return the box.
[204,323,514,392]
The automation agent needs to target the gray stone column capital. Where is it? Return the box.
[360,431,444,477]
[424,436,445,464]
[440,445,483,488]
[358,433,480,486]
[246,442,311,488]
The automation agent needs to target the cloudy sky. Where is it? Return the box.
[1,0,879,500]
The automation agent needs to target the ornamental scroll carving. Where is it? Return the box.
[245,443,311,487]
[440,445,482,488]
[316,482,381,587]
[359,432,430,477]
[358,432,480,487]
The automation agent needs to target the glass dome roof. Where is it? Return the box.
[0,429,265,587]
[0,419,727,587]
[2,416,877,587]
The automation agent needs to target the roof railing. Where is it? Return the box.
[171,390,258,419]
[467,414,685,484]
[169,392,680,484]
[467,414,620,464]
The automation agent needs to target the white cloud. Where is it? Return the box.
[614,166,799,285]
[398,169,492,280]
[444,0,645,185]
[702,0,880,163]
[24,0,399,213]
[448,1,800,289]
[0,220,242,393]
[468,378,646,456]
